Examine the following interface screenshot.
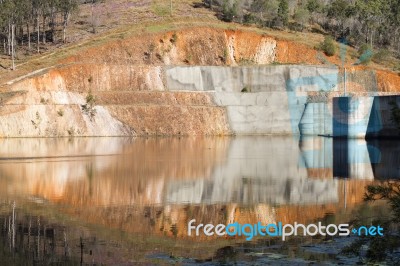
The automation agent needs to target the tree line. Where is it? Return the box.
[208,0,400,61]
[1,0,399,71]
[0,0,81,70]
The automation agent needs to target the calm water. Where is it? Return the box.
[0,136,399,265]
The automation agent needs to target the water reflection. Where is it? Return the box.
[0,136,399,264]
[1,136,399,208]
[301,137,400,180]
[166,137,338,205]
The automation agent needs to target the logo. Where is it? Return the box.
[188,219,384,241]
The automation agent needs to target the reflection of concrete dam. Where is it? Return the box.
[2,65,399,137]
[166,178,338,205]
[165,136,338,205]
[165,136,400,205]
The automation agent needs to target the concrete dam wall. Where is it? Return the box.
[165,66,400,137]
[165,65,339,135]
[1,64,399,137]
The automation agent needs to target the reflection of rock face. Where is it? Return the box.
[0,138,131,199]
[0,136,384,241]
[2,136,392,207]
[0,137,230,205]
[166,137,338,205]
[0,137,126,157]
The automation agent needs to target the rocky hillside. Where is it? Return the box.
[0,1,400,137]
[0,17,400,137]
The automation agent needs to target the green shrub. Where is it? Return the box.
[320,36,336,56]
[67,127,75,137]
[222,0,239,22]
[358,44,371,56]
[57,109,64,117]
[373,49,391,63]
[357,44,373,64]
[81,92,96,121]
[223,48,228,64]
[171,33,178,44]
[243,13,259,25]
[394,62,400,72]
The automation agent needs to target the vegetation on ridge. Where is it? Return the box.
[0,0,399,77]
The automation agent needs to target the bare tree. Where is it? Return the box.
[90,0,100,34]
[11,22,15,70]
[58,0,78,43]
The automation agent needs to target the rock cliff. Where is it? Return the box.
[1,27,399,137]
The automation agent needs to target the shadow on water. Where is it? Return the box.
[301,137,400,180]
[0,136,399,264]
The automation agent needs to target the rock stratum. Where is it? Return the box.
[1,27,399,137]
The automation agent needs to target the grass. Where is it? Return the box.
[152,1,171,17]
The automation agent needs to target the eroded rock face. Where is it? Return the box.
[0,88,134,137]
[58,28,279,67]
[0,64,379,137]
[2,64,338,137]
[9,65,164,93]
[106,105,230,136]
[1,28,399,137]
[0,104,133,137]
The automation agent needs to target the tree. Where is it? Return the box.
[20,0,33,51]
[0,0,84,65]
[340,182,400,262]
[355,0,389,48]
[0,0,13,55]
[90,0,100,34]
[326,0,356,37]
[293,7,310,31]
[48,0,59,42]
[11,22,15,70]
[222,0,239,22]
[276,0,289,27]
[250,0,279,27]
[306,0,321,24]
[32,0,44,53]
[388,0,400,53]
[0,0,17,69]
[57,0,78,43]
[306,0,321,14]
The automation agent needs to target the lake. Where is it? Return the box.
[0,136,398,265]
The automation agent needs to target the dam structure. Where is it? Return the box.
[1,64,399,138]
[165,65,399,138]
